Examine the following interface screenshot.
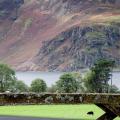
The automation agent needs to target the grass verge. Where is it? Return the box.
[0,105,119,120]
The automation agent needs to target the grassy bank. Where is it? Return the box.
[0,105,119,120]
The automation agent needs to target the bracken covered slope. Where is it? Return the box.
[0,0,120,71]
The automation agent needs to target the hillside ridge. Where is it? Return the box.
[0,0,120,71]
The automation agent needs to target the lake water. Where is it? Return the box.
[16,71,63,87]
[16,71,120,89]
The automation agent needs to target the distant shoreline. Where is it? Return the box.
[15,68,120,73]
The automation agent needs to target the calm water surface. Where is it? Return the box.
[16,71,63,87]
[16,71,120,88]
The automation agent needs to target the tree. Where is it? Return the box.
[84,71,96,93]
[0,63,16,92]
[14,80,28,93]
[71,72,85,93]
[30,79,47,93]
[56,73,79,93]
[84,59,115,93]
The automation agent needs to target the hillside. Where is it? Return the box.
[0,0,120,71]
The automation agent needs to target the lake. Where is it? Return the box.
[16,71,120,89]
[16,71,63,87]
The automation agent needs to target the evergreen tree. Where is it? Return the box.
[84,59,115,93]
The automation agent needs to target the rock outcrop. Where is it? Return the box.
[35,23,120,71]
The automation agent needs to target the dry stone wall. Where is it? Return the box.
[0,93,120,105]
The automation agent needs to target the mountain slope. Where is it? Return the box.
[0,0,120,71]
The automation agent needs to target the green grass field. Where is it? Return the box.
[0,105,119,120]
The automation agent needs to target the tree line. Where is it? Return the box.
[0,59,119,93]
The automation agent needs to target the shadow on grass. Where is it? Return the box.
[0,115,96,120]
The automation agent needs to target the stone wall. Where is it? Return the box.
[0,93,120,105]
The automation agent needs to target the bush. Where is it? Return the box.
[47,85,57,93]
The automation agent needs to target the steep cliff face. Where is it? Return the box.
[35,23,120,71]
[0,0,120,71]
